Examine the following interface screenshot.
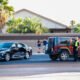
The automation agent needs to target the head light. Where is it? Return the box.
[0,51,6,56]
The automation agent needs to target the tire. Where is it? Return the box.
[49,55,58,61]
[24,52,30,59]
[4,53,10,61]
[59,50,69,61]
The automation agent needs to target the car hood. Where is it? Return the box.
[0,48,9,51]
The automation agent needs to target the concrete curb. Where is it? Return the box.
[0,72,80,80]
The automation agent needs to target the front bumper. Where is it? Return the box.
[0,54,5,60]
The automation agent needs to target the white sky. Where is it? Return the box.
[9,0,80,26]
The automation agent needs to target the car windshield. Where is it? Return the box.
[0,43,13,48]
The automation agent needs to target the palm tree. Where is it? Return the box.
[7,17,49,33]
[23,17,48,34]
[0,0,14,32]
[7,18,23,33]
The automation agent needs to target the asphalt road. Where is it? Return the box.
[0,54,80,76]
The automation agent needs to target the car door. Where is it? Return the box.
[17,43,25,57]
[11,43,19,58]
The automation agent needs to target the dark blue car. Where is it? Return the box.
[0,42,29,61]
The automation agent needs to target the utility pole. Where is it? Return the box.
[70,20,75,33]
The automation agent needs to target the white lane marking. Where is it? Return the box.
[0,73,80,80]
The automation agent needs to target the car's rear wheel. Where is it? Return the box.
[24,52,30,59]
[59,50,69,61]
[5,53,10,61]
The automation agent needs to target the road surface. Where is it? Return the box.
[0,54,80,76]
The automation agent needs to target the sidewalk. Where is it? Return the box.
[0,72,80,80]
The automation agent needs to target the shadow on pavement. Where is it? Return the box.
[0,54,80,65]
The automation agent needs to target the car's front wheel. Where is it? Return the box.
[4,53,10,61]
[24,52,30,59]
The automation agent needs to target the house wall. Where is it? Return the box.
[2,10,69,33]
[14,10,66,29]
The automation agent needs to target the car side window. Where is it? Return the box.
[58,37,70,46]
[18,43,26,48]
[17,44,23,48]
[11,43,17,48]
[25,45,28,48]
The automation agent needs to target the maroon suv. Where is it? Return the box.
[46,37,80,61]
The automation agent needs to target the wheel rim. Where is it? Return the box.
[5,54,10,61]
[60,52,68,61]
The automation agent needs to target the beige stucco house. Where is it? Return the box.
[2,9,71,33]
